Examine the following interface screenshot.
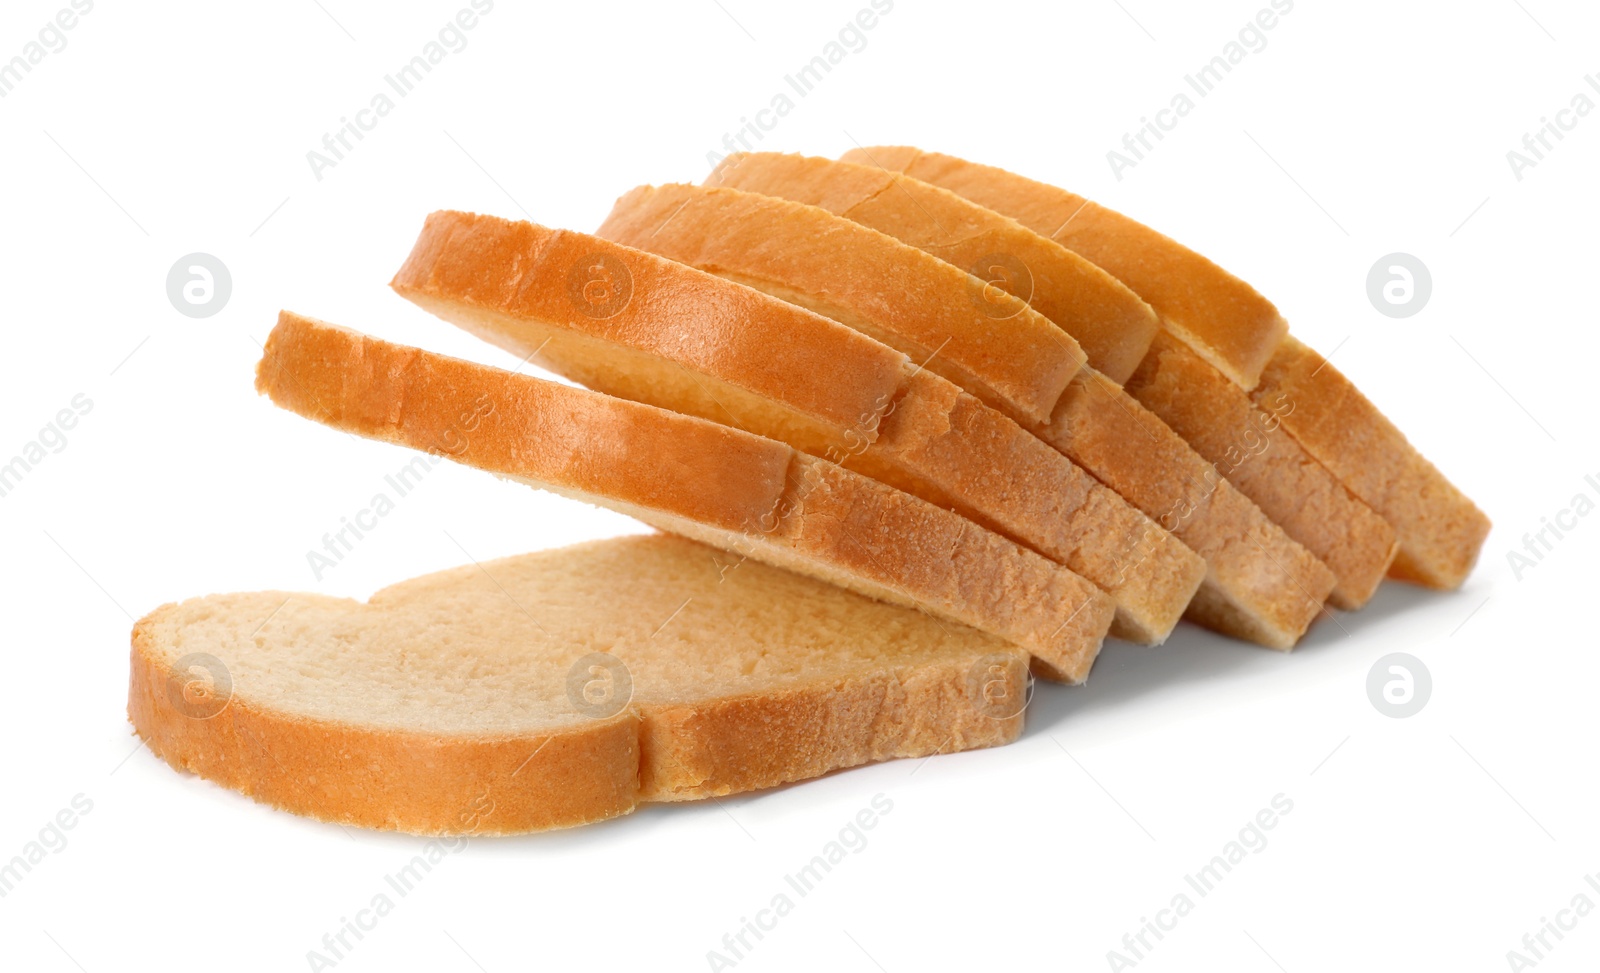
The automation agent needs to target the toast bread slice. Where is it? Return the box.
[708,151,1160,384]
[390,211,1204,644]
[128,534,1029,834]
[255,312,1113,681]
[840,146,1288,391]
[1252,337,1491,588]
[597,186,1336,647]
[715,153,1394,609]
[1043,369,1334,648]
[594,184,1085,426]
[854,147,1488,590]
[1125,333,1399,609]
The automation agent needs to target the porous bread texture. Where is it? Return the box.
[594,183,1085,426]
[598,188,1335,648]
[391,211,1203,645]
[840,146,1288,392]
[1125,332,1398,610]
[1251,337,1491,589]
[255,312,1113,682]
[128,534,1029,834]
[1040,370,1335,649]
[706,151,1160,385]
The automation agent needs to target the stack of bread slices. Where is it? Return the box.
[128,147,1489,835]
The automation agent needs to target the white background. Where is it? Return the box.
[1,1,1596,970]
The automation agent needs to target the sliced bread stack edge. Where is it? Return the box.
[708,151,1400,611]
[254,311,1114,683]
[388,210,1206,645]
[595,182,1337,649]
[842,145,1491,591]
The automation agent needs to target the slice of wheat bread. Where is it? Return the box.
[716,153,1391,610]
[597,187,1336,648]
[1251,337,1491,589]
[390,211,1204,645]
[593,183,1085,426]
[707,151,1160,384]
[128,534,1030,834]
[256,312,1113,681]
[1125,332,1399,610]
[840,146,1288,392]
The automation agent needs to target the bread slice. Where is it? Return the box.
[128,534,1030,834]
[594,185,1085,426]
[597,185,1336,648]
[256,312,1113,681]
[854,147,1488,591]
[1043,369,1333,648]
[714,153,1394,609]
[390,211,1204,645]
[708,151,1160,384]
[1124,333,1398,609]
[839,146,1287,392]
[1251,337,1491,589]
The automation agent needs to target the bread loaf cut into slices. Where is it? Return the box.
[853,147,1489,591]
[713,153,1394,610]
[1044,369,1333,648]
[840,146,1287,392]
[128,534,1030,834]
[1251,337,1491,589]
[708,151,1160,385]
[594,185,1085,426]
[598,185,1336,648]
[256,312,1113,681]
[390,211,1204,645]
[1124,333,1398,609]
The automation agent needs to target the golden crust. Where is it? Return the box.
[255,312,1112,681]
[859,370,1204,644]
[640,651,1027,801]
[129,612,642,835]
[1126,332,1398,609]
[391,210,908,440]
[709,152,1160,385]
[842,146,1288,391]
[255,310,791,534]
[596,182,1085,426]
[127,537,1028,834]
[389,213,1199,644]
[1251,337,1491,589]
[597,178,1326,646]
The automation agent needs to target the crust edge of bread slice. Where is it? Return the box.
[255,311,1114,683]
[388,212,1204,647]
[127,536,1030,835]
